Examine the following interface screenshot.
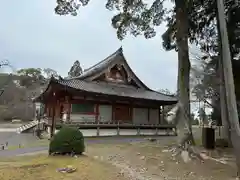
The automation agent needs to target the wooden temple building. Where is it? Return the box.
[34,48,178,136]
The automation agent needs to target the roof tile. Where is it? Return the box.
[57,79,177,103]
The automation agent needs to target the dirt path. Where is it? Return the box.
[86,141,237,180]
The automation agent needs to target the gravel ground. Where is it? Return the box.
[0,136,176,157]
[0,126,218,158]
[86,141,237,180]
[0,123,24,128]
[0,128,236,180]
[0,132,38,147]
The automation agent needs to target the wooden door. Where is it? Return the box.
[114,105,131,123]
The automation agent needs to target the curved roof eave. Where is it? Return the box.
[32,77,56,102]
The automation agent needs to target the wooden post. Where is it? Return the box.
[137,127,140,135]
[50,106,55,138]
[55,100,60,120]
[97,121,100,136]
[162,106,165,124]
[130,103,133,123]
[50,92,56,138]
[66,96,71,122]
[147,108,150,123]
[112,102,115,123]
[95,103,99,123]
[117,121,120,135]
[158,106,161,124]
[166,128,170,136]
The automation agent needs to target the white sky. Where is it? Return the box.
[0,0,178,93]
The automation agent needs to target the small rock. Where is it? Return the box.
[158,163,164,167]
[93,156,98,159]
[162,149,170,153]
[141,167,148,172]
[108,156,114,160]
[57,165,76,173]
[137,152,141,155]
[181,150,191,163]
[189,172,195,176]
[200,152,209,160]
[148,138,157,142]
[118,170,124,176]
[140,156,145,160]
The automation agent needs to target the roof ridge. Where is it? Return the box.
[83,47,123,73]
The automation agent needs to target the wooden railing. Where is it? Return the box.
[53,121,176,134]
[43,117,177,137]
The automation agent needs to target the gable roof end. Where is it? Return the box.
[70,47,151,90]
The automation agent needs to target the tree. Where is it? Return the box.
[217,0,240,175]
[43,68,59,79]
[17,68,45,87]
[0,60,14,97]
[188,0,240,173]
[0,62,39,121]
[16,67,61,87]
[191,55,219,105]
[68,60,83,78]
[17,68,42,79]
[189,1,240,145]
[198,107,207,125]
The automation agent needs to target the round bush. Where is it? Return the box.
[49,126,85,155]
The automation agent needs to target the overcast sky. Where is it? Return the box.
[0,0,178,92]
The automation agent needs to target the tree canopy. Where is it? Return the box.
[68,60,83,78]
[54,0,240,57]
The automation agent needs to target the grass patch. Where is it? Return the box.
[7,139,49,150]
[0,154,126,180]
[194,137,202,146]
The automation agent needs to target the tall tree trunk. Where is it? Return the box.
[219,55,232,143]
[216,9,231,143]
[217,0,240,175]
[175,0,194,146]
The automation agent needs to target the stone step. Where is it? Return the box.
[16,120,45,134]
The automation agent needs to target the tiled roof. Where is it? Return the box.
[69,47,150,90]
[76,48,123,80]
[56,79,177,103]
[34,48,178,104]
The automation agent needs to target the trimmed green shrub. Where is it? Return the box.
[49,126,85,155]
